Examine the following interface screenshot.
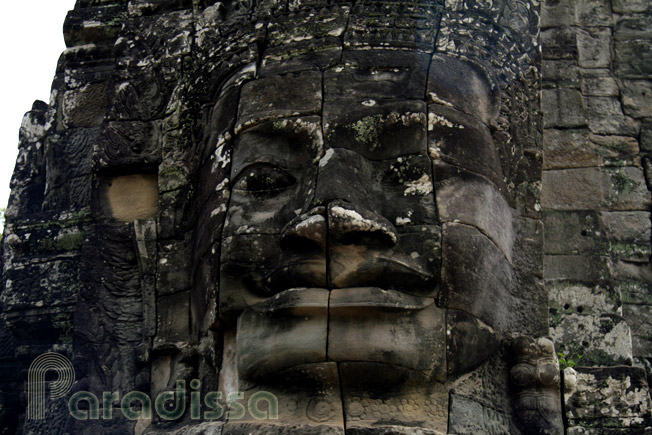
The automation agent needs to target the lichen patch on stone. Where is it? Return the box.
[404,174,433,196]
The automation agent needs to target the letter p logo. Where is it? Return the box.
[27,352,75,420]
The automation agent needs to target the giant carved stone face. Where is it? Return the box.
[214,50,512,431]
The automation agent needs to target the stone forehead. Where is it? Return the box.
[229,64,505,193]
[215,0,538,26]
[199,0,538,86]
[234,51,498,129]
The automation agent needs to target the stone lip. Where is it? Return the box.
[250,287,434,313]
[250,287,329,313]
[246,259,328,295]
[245,253,436,297]
[328,252,437,296]
[330,287,434,310]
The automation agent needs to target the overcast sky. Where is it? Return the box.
[0,0,77,211]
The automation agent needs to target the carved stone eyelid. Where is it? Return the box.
[232,164,295,192]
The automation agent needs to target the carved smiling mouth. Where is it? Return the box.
[250,286,435,312]
[242,252,437,303]
[236,286,446,383]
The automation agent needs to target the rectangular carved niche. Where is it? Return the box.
[99,174,159,221]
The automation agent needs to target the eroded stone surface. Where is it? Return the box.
[542,167,651,211]
[8,0,652,434]
[565,366,652,430]
[543,130,640,170]
[99,173,159,221]
[509,336,564,435]
[551,313,633,366]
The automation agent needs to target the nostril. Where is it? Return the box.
[280,209,327,253]
[337,231,396,249]
[280,235,323,253]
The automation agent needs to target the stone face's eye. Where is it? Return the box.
[233,164,296,194]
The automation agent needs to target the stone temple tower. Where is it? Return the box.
[1,1,652,434]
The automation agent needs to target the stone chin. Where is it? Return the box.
[235,286,499,386]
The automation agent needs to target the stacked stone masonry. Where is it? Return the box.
[541,0,652,432]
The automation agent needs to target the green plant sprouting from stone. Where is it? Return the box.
[557,352,583,369]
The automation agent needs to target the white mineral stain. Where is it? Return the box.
[399,112,425,126]
[210,203,226,218]
[295,215,325,232]
[235,225,255,234]
[235,64,256,87]
[428,145,442,160]
[20,114,49,143]
[428,92,454,107]
[404,174,433,196]
[291,35,313,43]
[331,206,396,244]
[215,132,232,149]
[319,148,335,168]
[211,146,231,173]
[396,217,412,226]
[117,82,131,92]
[572,373,652,418]
[252,210,276,222]
[428,113,464,130]
[209,173,225,190]
[328,27,344,37]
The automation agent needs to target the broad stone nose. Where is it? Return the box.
[313,147,397,248]
[279,200,398,254]
[281,147,398,256]
[313,148,383,214]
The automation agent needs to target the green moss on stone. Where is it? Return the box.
[611,169,637,194]
[37,230,85,252]
[620,281,652,304]
[609,242,650,260]
[349,114,384,147]
[52,313,74,344]
[107,13,126,28]
[56,231,85,251]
